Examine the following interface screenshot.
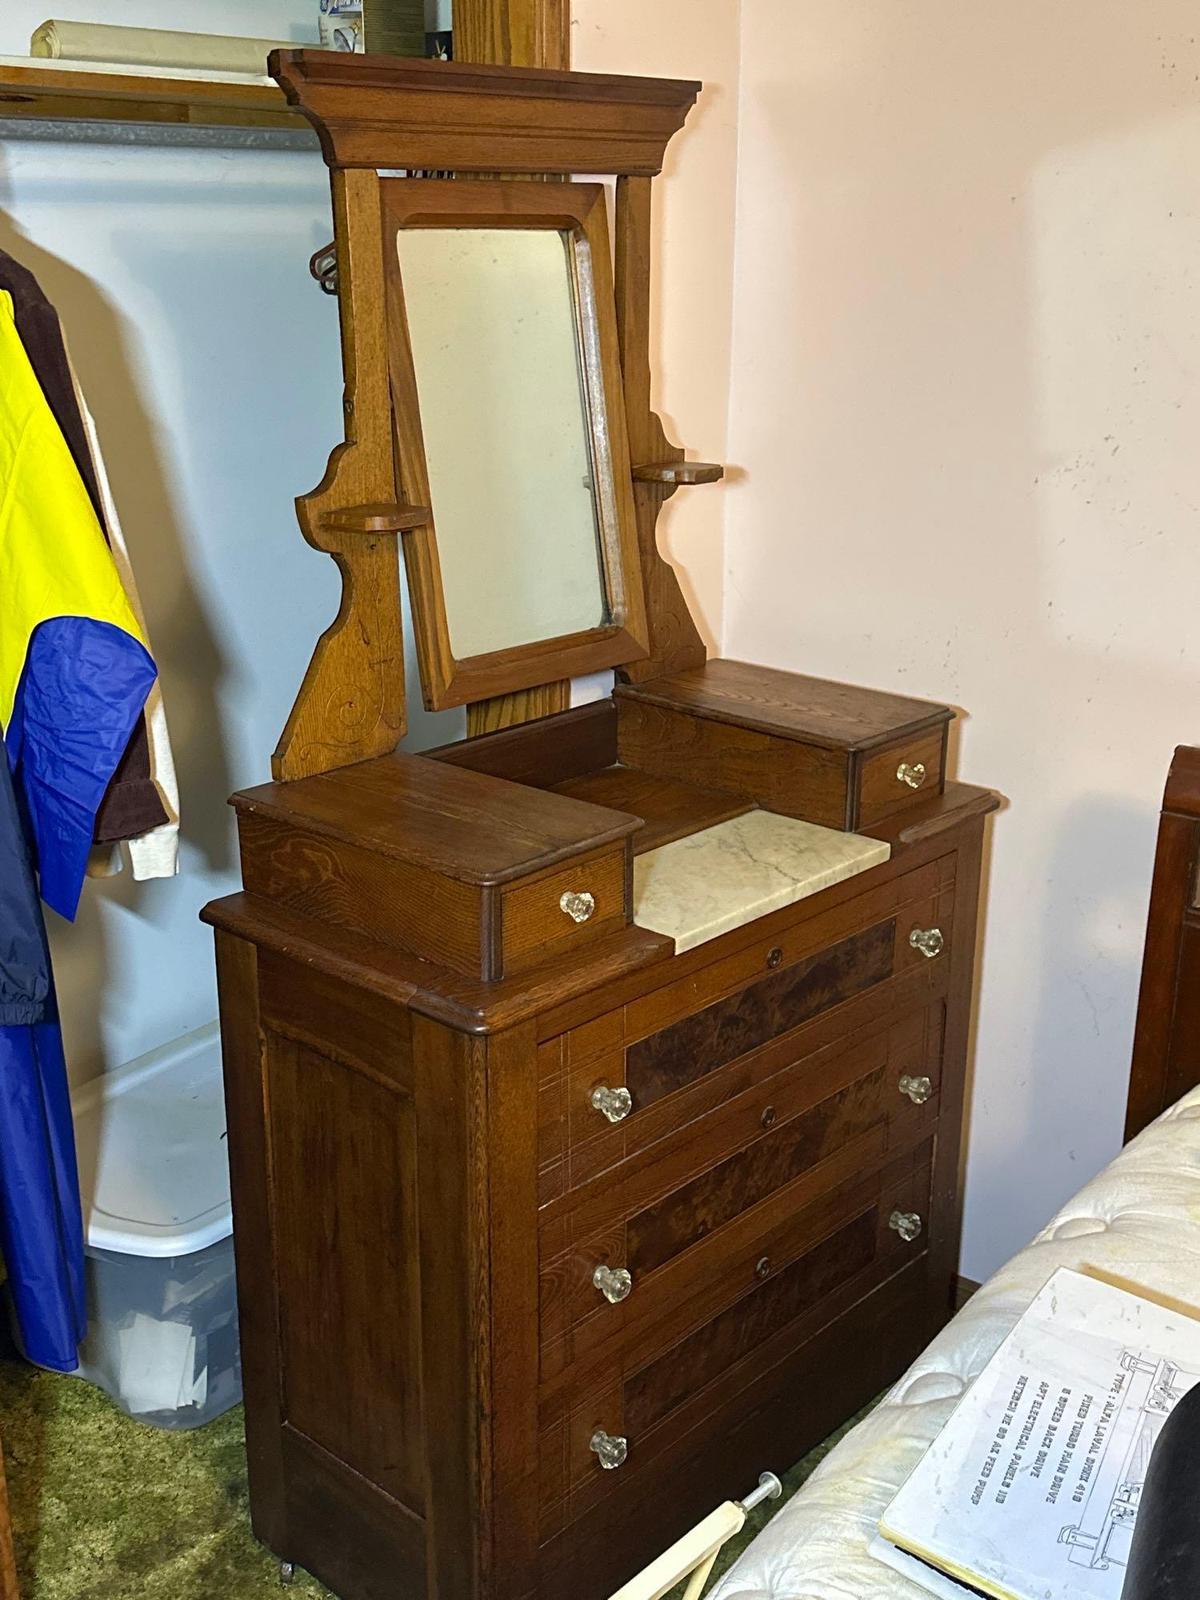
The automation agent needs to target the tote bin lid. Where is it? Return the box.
[70,1022,231,1259]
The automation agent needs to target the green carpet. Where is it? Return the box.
[0,1356,871,1598]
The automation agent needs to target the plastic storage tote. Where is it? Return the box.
[68,1022,241,1429]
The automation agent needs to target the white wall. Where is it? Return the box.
[0,1,350,1083]
[723,1,1200,1279]
[573,0,740,649]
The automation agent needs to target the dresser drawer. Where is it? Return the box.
[537,1148,933,1539]
[857,729,946,827]
[615,662,952,830]
[537,855,955,1203]
[538,1005,943,1380]
[499,846,629,977]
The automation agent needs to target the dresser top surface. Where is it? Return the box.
[615,659,954,752]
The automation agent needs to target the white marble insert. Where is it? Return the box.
[633,810,892,955]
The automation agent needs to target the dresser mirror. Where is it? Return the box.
[396,226,607,658]
[383,179,648,710]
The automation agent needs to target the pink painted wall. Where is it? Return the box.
[723,2,1200,1278]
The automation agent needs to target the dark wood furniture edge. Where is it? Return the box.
[214,933,289,1550]
[1125,745,1200,1137]
[0,1435,16,1600]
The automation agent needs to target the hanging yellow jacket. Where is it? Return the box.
[0,288,156,919]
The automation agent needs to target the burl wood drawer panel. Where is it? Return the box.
[498,845,629,977]
[537,854,956,1203]
[538,1006,944,1382]
[537,1147,934,1539]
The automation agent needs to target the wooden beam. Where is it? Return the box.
[454,0,569,71]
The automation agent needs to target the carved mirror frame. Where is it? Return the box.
[270,48,711,780]
[382,179,648,710]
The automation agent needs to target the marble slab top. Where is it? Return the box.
[632,810,892,955]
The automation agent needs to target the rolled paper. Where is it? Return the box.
[30,21,298,74]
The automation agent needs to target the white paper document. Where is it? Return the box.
[875,1268,1200,1600]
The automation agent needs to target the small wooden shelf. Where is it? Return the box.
[321,503,433,535]
[632,460,724,486]
[0,59,312,145]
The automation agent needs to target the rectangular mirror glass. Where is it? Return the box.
[396,227,609,660]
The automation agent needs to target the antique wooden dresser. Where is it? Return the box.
[203,50,999,1600]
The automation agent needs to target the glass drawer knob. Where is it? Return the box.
[590,1084,633,1124]
[590,1430,628,1471]
[898,1073,933,1105]
[593,1264,633,1304]
[560,890,596,924]
[889,1209,923,1243]
[897,761,927,790]
[909,926,945,960]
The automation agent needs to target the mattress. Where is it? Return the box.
[710,1085,1200,1600]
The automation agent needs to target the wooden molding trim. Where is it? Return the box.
[271,50,699,176]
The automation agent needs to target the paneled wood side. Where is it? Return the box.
[268,1036,424,1510]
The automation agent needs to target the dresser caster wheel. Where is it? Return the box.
[280,1562,296,1586]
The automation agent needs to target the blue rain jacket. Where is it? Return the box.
[0,733,85,1370]
[0,288,157,1370]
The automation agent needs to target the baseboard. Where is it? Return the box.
[954,1275,981,1310]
